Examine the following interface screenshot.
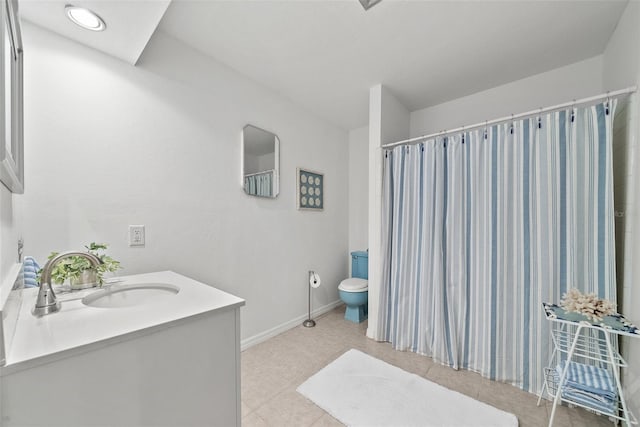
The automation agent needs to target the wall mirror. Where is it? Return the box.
[242,124,279,198]
[0,0,23,194]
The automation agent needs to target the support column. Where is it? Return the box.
[367,84,409,340]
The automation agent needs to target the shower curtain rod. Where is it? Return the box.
[382,86,637,149]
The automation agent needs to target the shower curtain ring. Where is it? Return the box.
[538,107,543,129]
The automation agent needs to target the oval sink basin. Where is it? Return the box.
[82,283,179,308]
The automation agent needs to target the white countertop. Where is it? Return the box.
[2,271,245,375]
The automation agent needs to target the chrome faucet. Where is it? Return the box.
[32,251,102,317]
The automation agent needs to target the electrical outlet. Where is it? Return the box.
[129,225,145,247]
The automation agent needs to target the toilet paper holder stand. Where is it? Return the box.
[303,270,320,328]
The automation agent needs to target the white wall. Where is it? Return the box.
[603,1,640,91]
[366,85,409,340]
[602,0,640,416]
[410,56,603,137]
[348,126,368,260]
[20,23,349,341]
[612,98,634,315]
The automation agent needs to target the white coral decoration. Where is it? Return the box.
[560,288,616,321]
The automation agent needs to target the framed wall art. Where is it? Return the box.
[297,168,323,211]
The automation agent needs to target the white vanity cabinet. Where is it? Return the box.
[0,271,244,427]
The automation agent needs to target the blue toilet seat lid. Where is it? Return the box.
[339,278,368,292]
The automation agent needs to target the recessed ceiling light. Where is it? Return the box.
[65,5,106,31]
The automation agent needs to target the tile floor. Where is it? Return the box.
[241,306,612,427]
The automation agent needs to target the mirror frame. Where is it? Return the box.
[241,124,280,198]
[0,0,23,194]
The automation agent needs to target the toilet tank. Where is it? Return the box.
[351,251,368,279]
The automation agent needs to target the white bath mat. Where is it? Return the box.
[297,349,518,427]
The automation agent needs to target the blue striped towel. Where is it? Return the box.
[23,256,41,288]
[555,361,617,399]
[555,361,617,414]
[561,387,617,415]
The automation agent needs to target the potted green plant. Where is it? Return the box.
[40,242,121,289]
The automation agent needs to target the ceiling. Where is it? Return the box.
[20,0,628,130]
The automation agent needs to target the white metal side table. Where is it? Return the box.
[537,302,639,427]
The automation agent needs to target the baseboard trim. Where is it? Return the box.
[241,300,343,351]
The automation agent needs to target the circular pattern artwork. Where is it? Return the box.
[298,169,323,210]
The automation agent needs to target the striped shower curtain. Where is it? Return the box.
[378,101,617,393]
